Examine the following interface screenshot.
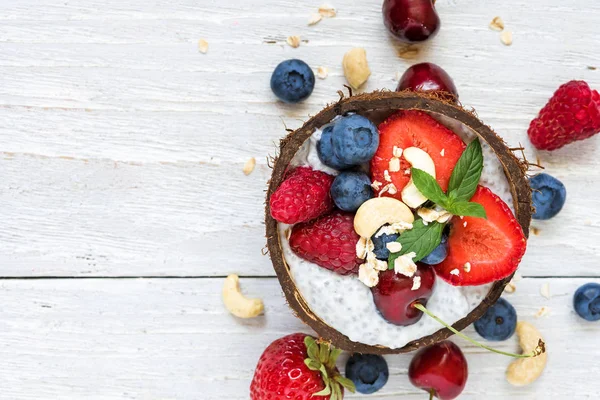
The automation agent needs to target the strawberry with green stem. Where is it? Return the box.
[250,333,355,400]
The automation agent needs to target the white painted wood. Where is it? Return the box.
[0,277,594,399]
[0,0,599,276]
[0,0,599,398]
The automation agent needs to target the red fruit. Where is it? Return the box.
[383,0,440,43]
[270,166,335,224]
[250,333,353,400]
[435,186,526,286]
[397,62,458,102]
[408,341,468,400]
[370,111,465,201]
[289,210,361,275]
[371,265,436,326]
[528,80,600,150]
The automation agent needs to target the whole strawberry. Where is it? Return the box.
[250,333,355,400]
[528,80,600,150]
[289,210,361,275]
[270,166,335,224]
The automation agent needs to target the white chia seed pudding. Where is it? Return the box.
[278,112,515,349]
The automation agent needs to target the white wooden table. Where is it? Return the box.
[0,0,599,398]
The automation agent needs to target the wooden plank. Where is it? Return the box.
[0,277,595,399]
[0,152,598,277]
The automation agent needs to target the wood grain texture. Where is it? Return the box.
[0,277,594,399]
[0,0,599,277]
[0,0,599,398]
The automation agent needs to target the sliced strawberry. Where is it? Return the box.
[434,186,527,286]
[370,110,465,201]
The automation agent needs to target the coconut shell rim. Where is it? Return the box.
[265,90,532,354]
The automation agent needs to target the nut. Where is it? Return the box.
[386,241,402,253]
[535,306,550,318]
[501,31,513,46]
[506,322,547,386]
[389,157,400,172]
[198,39,209,54]
[394,252,417,277]
[397,46,419,59]
[318,5,336,17]
[222,274,264,318]
[317,66,328,79]
[489,16,505,31]
[243,157,256,175]
[308,13,322,25]
[342,48,371,89]
[287,35,301,48]
[358,263,379,287]
[354,197,414,238]
[401,147,436,208]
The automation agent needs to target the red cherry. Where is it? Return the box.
[396,63,458,102]
[382,0,441,43]
[408,341,468,400]
[371,264,435,326]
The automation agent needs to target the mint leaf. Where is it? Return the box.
[411,168,449,207]
[446,201,487,219]
[388,220,444,267]
[448,139,484,202]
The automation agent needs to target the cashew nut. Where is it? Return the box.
[401,147,436,208]
[506,321,547,386]
[354,197,414,238]
[222,274,264,318]
[342,48,371,89]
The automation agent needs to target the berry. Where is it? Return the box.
[270,59,315,103]
[474,297,517,341]
[345,354,389,394]
[371,232,400,260]
[331,172,373,212]
[269,166,334,224]
[250,333,354,400]
[434,186,527,286]
[331,114,380,166]
[317,126,351,170]
[289,210,361,275]
[529,173,567,220]
[573,283,600,321]
[396,62,458,102]
[420,231,448,265]
[382,0,440,43]
[528,80,600,150]
[371,111,465,200]
[408,341,468,400]
[371,265,436,326]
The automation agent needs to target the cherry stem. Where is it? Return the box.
[429,389,434,400]
[413,303,542,359]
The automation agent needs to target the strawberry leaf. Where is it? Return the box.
[304,359,321,371]
[334,376,356,393]
[411,168,449,207]
[448,139,484,202]
[388,220,444,266]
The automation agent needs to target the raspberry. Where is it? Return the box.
[528,80,600,151]
[289,210,361,275]
[269,166,334,224]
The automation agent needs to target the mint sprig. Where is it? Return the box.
[388,220,444,268]
[410,139,487,219]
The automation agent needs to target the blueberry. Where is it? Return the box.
[474,297,517,341]
[529,173,566,220]
[317,126,351,170]
[420,232,448,265]
[270,59,315,103]
[331,115,379,165]
[345,354,389,394]
[371,232,400,260]
[573,283,600,321]
[331,172,373,212]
